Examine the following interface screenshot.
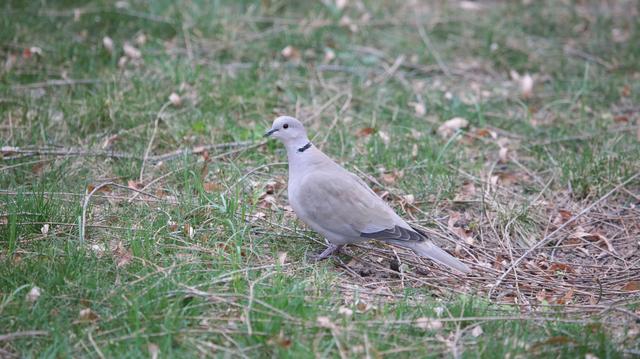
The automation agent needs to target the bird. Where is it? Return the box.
[264,116,471,273]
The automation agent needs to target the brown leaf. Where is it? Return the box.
[87,184,111,193]
[437,117,468,139]
[78,308,99,322]
[622,281,640,292]
[355,127,376,137]
[123,43,141,59]
[32,162,46,175]
[281,45,300,62]
[127,180,144,191]
[183,224,195,239]
[381,170,402,185]
[555,288,575,305]
[548,262,575,274]
[453,181,476,201]
[112,241,133,268]
[203,182,222,193]
[169,92,182,106]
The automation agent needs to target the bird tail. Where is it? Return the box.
[392,240,471,274]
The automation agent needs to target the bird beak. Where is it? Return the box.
[264,128,278,137]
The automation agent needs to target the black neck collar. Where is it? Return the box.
[297,142,312,153]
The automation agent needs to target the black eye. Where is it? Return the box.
[283,123,289,129]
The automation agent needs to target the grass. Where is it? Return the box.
[1,0,640,357]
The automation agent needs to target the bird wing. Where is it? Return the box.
[295,169,417,240]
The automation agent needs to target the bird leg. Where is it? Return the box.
[310,244,343,261]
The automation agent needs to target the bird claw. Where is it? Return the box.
[309,244,343,261]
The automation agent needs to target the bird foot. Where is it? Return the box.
[310,244,343,261]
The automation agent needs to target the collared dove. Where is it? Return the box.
[265,116,471,273]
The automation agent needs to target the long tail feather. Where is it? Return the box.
[390,240,471,273]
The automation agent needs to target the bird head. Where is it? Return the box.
[264,116,308,145]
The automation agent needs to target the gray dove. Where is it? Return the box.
[265,116,471,273]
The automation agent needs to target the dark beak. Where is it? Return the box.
[264,128,278,137]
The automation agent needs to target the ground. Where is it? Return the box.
[1,0,640,357]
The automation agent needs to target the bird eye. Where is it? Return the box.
[283,123,289,129]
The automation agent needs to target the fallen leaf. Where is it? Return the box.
[135,33,147,46]
[281,45,300,62]
[548,262,575,274]
[622,281,640,292]
[520,73,534,98]
[102,134,120,149]
[169,92,181,106]
[498,147,509,163]
[123,43,141,59]
[378,131,390,146]
[148,343,159,359]
[316,316,335,329]
[355,127,375,137]
[40,224,49,235]
[381,170,402,185]
[415,317,443,331]
[277,251,287,265]
[203,182,222,193]
[338,306,353,316]
[78,308,99,322]
[102,36,114,53]
[453,181,476,201]
[323,48,336,63]
[26,286,41,303]
[183,224,195,239]
[87,184,111,193]
[437,117,468,138]
[31,161,45,175]
[555,288,575,305]
[127,180,144,191]
[356,300,373,312]
[412,102,426,116]
[471,325,483,337]
[118,56,128,68]
[112,241,133,268]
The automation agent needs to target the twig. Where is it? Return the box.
[139,102,170,181]
[11,79,101,90]
[1,141,255,163]
[80,182,114,243]
[0,330,48,341]
[488,171,640,298]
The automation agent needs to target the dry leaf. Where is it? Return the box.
[381,170,402,185]
[281,46,300,61]
[183,224,195,239]
[277,251,287,265]
[323,48,336,63]
[123,43,141,59]
[316,316,335,329]
[127,180,144,191]
[498,147,509,163]
[148,343,159,359]
[102,134,120,149]
[40,224,49,235]
[453,181,476,201]
[87,184,111,193]
[135,33,147,46]
[520,73,534,98]
[622,281,640,292]
[471,325,483,337]
[26,286,41,303]
[555,288,575,305]
[378,131,390,146]
[338,306,353,316]
[112,241,133,268]
[412,102,426,116]
[169,92,182,106]
[102,36,114,53]
[78,308,99,322]
[415,317,443,331]
[118,55,128,68]
[411,144,418,159]
[203,182,222,193]
[437,117,468,138]
[355,127,375,137]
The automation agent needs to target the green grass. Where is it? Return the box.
[1,0,639,357]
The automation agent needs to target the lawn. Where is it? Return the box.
[1,0,639,357]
